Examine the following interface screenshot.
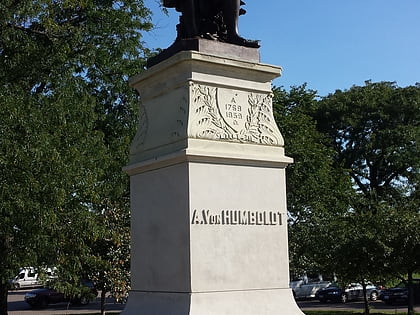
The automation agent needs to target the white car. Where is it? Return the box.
[290,277,331,299]
[10,267,40,289]
[9,267,55,289]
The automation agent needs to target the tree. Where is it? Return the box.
[87,201,131,314]
[384,207,420,315]
[273,85,352,277]
[315,81,419,209]
[314,81,420,314]
[274,82,419,314]
[0,0,153,313]
[1,67,106,313]
[317,209,390,314]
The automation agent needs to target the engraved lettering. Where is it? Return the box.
[256,212,263,225]
[240,211,248,225]
[192,209,283,226]
[225,101,244,126]
[202,210,210,224]
[249,211,256,225]
[222,210,229,225]
[231,211,238,225]
[191,209,199,224]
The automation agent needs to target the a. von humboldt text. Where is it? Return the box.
[191,209,283,226]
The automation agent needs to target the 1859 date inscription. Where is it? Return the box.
[191,209,283,226]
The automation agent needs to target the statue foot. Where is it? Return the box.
[226,35,260,48]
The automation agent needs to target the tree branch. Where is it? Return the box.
[7,22,54,42]
[350,172,369,195]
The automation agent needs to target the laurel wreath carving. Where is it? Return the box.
[191,84,281,145]
[192,84,236,140]
[244,93,280,145]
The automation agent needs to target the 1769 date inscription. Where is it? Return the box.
[191,209,283,226]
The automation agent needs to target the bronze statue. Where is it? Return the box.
[163,0,259,48]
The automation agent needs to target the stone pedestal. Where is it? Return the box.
[122,43,303,315]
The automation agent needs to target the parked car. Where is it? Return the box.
[380,279,420,305]
[24,280,97,308]
[9,267,40,289]
[290,278,331,300]
[316,283,379,303]
[9,267,56,289]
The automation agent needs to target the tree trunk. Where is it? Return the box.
[0,281,8,315]
[0,235,11,315]
[361,279,369,315]
[407,271,414,315]
[100,290,106,315]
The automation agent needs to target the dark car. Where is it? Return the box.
[316,283,379,303]
[24,280,97,308]
[380,279,420,305]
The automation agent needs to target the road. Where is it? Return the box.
[7,289,124,315]
[296,299,420,313]
[8,290,420,314]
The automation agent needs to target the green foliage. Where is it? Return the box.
[316,81,420,207]
[303,81,419,314]
[317,210,391,285]
[314,81,419,278]
[1,0,153,313]
[274,82,419,314]
[273,85,353,276]
[384,208,420,277]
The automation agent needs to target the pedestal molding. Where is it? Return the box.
[124,141,293,176]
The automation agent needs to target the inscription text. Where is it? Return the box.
[191,209,283,226]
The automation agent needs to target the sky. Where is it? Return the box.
[142,0,420,96]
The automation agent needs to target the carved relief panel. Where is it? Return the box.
[129,82,284,162]
[189,83,283,146]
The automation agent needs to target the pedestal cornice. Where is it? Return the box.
[129,50,281,101]
[123,139,293,176]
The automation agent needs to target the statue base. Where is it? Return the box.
[122,49,303,315]
[123,289,301,315]
[146,38,260,68]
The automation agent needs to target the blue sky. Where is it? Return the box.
[142,0,420,96]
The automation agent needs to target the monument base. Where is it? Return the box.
[122,288,303,315]
[124,48,303,315]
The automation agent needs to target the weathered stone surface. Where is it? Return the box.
[122,50,302,315]
[129,50,283,166]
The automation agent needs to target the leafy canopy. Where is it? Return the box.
[1,0,153,313]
